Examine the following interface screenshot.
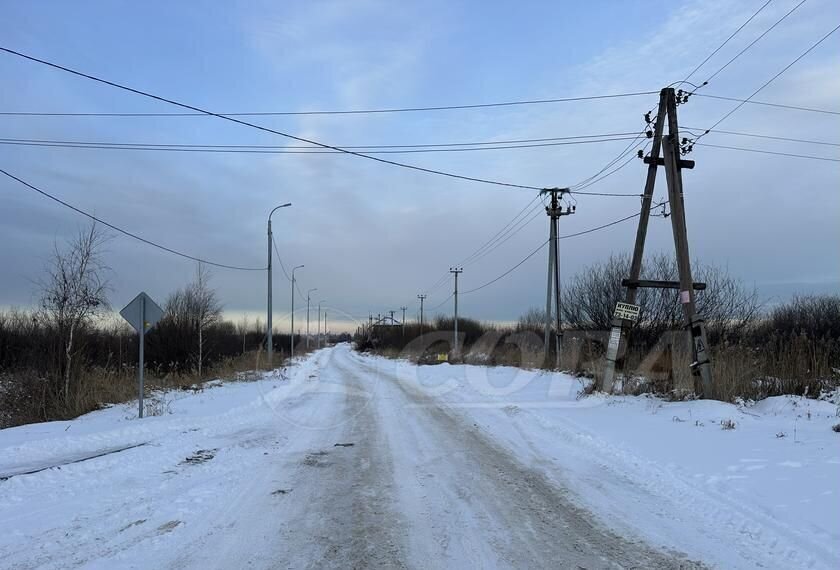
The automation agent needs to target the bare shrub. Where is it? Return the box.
[720,419,736,430]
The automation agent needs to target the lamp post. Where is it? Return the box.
[306,288,317,349]
[291,264,304,360]
[317,300,325,349]
[267,203,291,368]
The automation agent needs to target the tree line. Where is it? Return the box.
[356,253,839,401]
[0,223,293,427]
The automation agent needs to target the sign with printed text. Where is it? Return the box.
[613,301,640,322]
[607,328,622,353]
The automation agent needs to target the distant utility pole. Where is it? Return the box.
[324,311,327,346]
[417,294,427,333]
[389,309,396,326]
[267,202,292,367]
[306,288,317,349]
[450,267,463,356]
[602,86,713,396]
[400,306,407,337]
[542,188,574,368]
[317,300,324,349]
[290,264,304,360]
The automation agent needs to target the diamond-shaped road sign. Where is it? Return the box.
[120,292,164,334]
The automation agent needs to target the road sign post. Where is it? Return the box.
[120,292,163,419]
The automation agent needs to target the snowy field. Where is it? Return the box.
[1,343,837,569]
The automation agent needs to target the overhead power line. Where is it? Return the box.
[462,239,550,295]
[0,46,641,197]
[699,23,840,136]
[426,293,454,313]
[698,0,809,87]
[0,132,641,150]
[270,234,292,282]
[0,91,659,117]
[574,139,654,191]
[462,200,669,296]
[0,134,644,155]
[0,167,265,271]
[682,127,840,147]
[457,193,541,266]
[422,193,543,296]
[694,142,840,162]
[570,129,649,189]
[682,0,775,84]
[691,93,840,116]
[4,128,835,156]
[464,203,546,268]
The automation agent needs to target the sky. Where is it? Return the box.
[0,0,838,333]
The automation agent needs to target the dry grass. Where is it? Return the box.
[0,349,290,428]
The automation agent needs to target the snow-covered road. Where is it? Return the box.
[2,344,837,569]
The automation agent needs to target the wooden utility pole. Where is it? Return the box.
[602,87,713,396]
[400,306,407,337]
[542,188,574,368]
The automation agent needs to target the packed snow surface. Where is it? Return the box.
[1,344,837,569]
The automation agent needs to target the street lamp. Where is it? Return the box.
[291,265,304,360]
[317,299,326,349]
[267,202,291,368]
[306,288,318,349]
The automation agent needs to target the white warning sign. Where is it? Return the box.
[613,302,640,322]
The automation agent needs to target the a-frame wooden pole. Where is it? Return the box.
[661,89,714,395]
[602,90,668,393]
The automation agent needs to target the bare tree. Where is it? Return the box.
[238,314,249,354]
[39,222,110,407]
[192,263,222,377]
[162,264,223,377]
[562,252,760,347]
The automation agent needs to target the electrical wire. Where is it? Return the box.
[559,201,667,240]
[570,128,650,189]
[461,200,670,296]
[270,234,292,282]
[0,91,660,117]
[0,132,642,150]
[574,139,653,191]
[464,203,546,268]
[697,23,840,139]
[683,126,840,147]
[461,239,550,295]
[459,193,543,266]
[0,46,642,197]
[426,293,454,313]
[421,193,543,295]
[681,0,775,85]
[425,272,458,299]
[693,142,840,162]
[0,135,645,155]
[700,0,809,86]
[0,167,265,271]
[691,93,840,116]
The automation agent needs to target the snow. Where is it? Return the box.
[1,344,838,569]
[381,351,840,570]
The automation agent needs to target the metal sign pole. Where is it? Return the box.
[138,295,145,419]
[121,291,163,420]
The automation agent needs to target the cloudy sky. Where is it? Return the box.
[0,0,837,332]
